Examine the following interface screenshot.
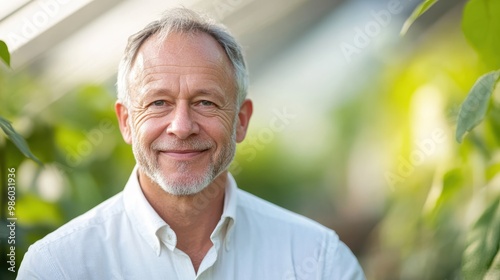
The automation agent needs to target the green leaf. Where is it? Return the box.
[462,197,500,280]
[0,116,42,165]
[0,39,11,67]
[485,251,500,280]
[400,0,439,36]
[456,71,500,143]
[462,0,500,69]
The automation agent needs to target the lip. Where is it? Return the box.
[160,149,209,160]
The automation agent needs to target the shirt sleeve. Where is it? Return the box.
[322,230,366,280]
[17,245,65,280]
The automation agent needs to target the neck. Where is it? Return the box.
[138,170,227,272]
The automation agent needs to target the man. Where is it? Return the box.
[18,8,365,279]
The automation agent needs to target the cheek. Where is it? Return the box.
[134,117,166,145]
[202,117,236,145]
[214,110,237,132]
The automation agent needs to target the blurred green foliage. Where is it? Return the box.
[0,67,135,278]
[1,1,500,279]
[462,0,500,70]
[0,40,40,164]
[361,0,500,279]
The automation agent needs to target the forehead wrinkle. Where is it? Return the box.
[130,69,234,104]
[145,32,235,81]
[140,64,231,87]
[141,65,229,81]
[130,32,238,102]
[145,33,225,65]
[153,32,224,60]
[140,60,232,79]
[139,77,177,98]
[136,72,228,101]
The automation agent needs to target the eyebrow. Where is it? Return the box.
[139,88,172,99]
[194,88,225,98]
[141,87,226,99]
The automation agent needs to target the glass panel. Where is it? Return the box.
[0,0,32,21]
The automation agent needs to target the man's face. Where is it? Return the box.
[116,32,252,196]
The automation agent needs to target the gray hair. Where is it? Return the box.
[116,8,249,107]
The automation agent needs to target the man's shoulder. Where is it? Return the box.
[234,189,366,279]
[18,192,130,279]
[236,189,330,234]
[30,192,126,250]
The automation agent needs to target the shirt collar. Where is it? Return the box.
[123,165,167,256]
[123,166,238,255]
[214,172,237,251]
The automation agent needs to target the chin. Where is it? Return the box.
[154,171,213,196]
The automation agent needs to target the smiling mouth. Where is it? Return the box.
[160,149,209,160]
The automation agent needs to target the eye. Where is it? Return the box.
[199,100,215,107]
[151,100,166,107]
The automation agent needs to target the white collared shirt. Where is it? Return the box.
[18,167,365,280]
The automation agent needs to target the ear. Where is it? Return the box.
[115,101,132,144]
[235,99,253,143]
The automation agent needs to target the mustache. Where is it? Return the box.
[151,138,213,151]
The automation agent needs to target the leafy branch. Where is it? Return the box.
[456,71,500,143]
[0,39,41,164]
[402,0,500,144]
[401,0,500,279]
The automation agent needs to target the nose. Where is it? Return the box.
[166,102,199,139]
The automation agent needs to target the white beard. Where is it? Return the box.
[130,122,237,196]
